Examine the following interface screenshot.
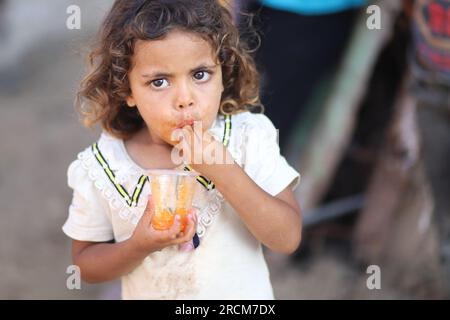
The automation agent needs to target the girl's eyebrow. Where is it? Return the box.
[141,64,218,79]
[141,71,171,79]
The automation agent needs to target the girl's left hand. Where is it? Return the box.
[175,123,231,174]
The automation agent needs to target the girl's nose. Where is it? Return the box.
[178,101,194,109]
[175,81,195,110]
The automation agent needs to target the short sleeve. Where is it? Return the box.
[242,114,301,196]
[62,159,114,242]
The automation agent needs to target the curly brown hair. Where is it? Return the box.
[77,0,262,139]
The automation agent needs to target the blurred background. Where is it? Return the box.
[0,0,449,299]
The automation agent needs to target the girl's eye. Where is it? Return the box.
[193,71,211,82]
[151,79,169,89]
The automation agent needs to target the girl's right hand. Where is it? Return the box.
[130,195,197,255]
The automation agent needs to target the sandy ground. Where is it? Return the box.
[0,0,445,300]
[0,0,111,298]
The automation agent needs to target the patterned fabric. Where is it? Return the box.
[412,0,450,75]
[409,0,450,108]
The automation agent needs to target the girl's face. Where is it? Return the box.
[126,29,224,146]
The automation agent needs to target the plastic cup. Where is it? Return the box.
[147,169,198,232]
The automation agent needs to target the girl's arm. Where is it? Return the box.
[71,195,197,283]
[178,125,302,254]
[198,161,302,254]
[71,238,149,283]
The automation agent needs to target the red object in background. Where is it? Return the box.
[414,0,450,74]
[428,2,447,35]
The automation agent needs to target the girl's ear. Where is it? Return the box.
[126,95,136,107]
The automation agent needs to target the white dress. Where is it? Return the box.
[62,111,300,299]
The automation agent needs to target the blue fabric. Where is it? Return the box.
[259,0,367,15]
[193,233,200,248]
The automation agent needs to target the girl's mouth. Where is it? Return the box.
[176,119,195,129]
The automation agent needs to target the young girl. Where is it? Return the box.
[62,0,302,300]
